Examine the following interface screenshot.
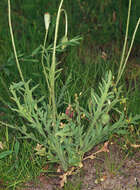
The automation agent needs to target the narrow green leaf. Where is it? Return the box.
[0,150,13,159]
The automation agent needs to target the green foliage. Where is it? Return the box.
[0,0,139,174]
[0,0,139,109]
[0,150,12,159]
[62,181,81,190]
[0,2,140,190]
[0,138,44,189]
[3,70,138,172]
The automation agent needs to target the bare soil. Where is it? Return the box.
[21,141,140,190]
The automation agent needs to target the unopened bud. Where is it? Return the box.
[44,12,50,30]
[61,35,68,50]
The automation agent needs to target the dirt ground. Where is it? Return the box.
[21,141,140,190]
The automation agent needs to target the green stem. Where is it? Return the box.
[41,30,51,104]
[51,0,64,121]
[120,18,140,80]
[61,9,68,37]
[8,0,24,82]
[116,0,131,85]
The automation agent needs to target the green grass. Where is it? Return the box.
[62,182,81,190]
[0,0,139,106]
[0,0,140,189]
[0,136,48,189]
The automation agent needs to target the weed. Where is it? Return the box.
[0,0,139,172]
[0,0,140,189]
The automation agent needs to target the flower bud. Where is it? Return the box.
[65,105,74,118]
[101,113,110,125]
[44,12,50,30]
[61,35,68,50]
